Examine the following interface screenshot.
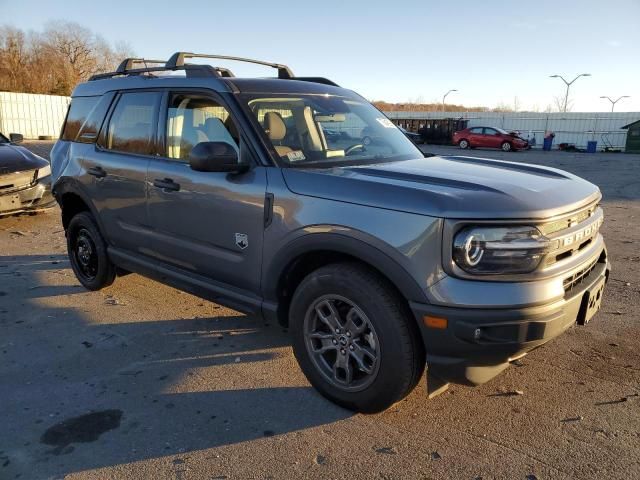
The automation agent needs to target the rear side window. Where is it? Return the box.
[61,95,114,143]
[104,92,161,155]
[61,96,100,141]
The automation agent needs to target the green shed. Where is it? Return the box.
[622,120,640,153]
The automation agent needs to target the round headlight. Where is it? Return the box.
[453,226,550,275]
[463,233,484,266]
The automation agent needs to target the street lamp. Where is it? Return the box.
[442,89,458,112]
[549,73,591,112]
[600,95,630,112]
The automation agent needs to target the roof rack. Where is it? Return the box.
[89,52,339,86]
[166,52,294,79]
[115,58,166,73]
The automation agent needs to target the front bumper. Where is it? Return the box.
[0,176,55,217]
[410,257,610,391]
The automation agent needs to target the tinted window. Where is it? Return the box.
[166,94,238,160]
[105,92,161,155]
[61,96,100,141]
[75,93,114,143]
[469,127,483,134]
[484,128,499,135]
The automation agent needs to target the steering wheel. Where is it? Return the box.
[345,143,366,156]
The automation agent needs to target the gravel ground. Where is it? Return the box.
[1,142,639,480]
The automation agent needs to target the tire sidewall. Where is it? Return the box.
[67,212,114,290]
[290,267,417,412]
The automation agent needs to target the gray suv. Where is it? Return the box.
[51,53,609,413]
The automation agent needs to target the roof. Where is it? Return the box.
[621,119,640,129]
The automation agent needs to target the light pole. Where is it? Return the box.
[442,89,457,112]
[600,95,630,112]
[549,73,591,112]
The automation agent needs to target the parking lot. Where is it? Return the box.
[1,142,639,479]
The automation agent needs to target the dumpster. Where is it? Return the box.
[587,141,597,153]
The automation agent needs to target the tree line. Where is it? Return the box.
[0,21,133,96]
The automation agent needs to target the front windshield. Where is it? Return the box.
[241,93,422,166]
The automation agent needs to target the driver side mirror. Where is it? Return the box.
[9,133,23,144]
[188,142,248,173]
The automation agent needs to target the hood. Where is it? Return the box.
[0,143,49,174]
[281,155,601,220]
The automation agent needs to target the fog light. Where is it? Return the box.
[473,328,482,340]
[424,316,448,329]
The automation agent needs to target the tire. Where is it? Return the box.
[501,141,513,152]
[458,139,469,149]
[290,263,425,413]
[67,211,116,291]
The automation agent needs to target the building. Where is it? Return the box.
[622,120,640,153]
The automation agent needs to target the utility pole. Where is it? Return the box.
[442,89,457,112]
[549,74,591,112]
[600,95,630,112]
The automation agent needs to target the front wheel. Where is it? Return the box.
[458,139,469,149]
[290,263,425,413]
[501,141,513,152]
[67,211,116,291]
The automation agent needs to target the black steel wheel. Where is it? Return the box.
[67,212,116,291]
[290,263,425,413]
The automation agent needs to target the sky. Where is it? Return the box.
[2,0,639,112]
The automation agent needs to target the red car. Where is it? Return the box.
[452,127,528,152]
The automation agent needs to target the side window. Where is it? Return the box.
[483,128,498,136]
[469,127,483,134]
[166,94,239,160]
[61,96,100,141]
[104,92,161,155]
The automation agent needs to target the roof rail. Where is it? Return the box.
[166,52,294,79]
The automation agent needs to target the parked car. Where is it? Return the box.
[0,132,55,217]
[453,126,529,151]
[51,53,609,413]
[399,127,424,144]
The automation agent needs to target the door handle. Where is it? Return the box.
[153,178,180,192]
[87,166,107,178]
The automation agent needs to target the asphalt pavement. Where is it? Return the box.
[1,142,639,479]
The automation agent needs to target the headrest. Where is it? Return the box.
[264,112,286,141]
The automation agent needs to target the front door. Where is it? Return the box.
[145,92,267,295]
[482,128,502,148]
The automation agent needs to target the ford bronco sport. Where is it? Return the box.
[51,53,609,413]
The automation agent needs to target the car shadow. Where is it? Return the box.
[0,253,353,478]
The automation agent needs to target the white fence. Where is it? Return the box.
[385,111,640,151]
[0,92,71,139]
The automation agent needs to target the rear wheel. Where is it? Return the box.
[501,141,513,152]
[458,139,469,149]
[67,212,116,290]
[290,263,425,413]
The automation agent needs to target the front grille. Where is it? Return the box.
[0,171,36,193]
[563,257,599,293]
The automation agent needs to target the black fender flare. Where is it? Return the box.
[52,178,107,237]
[262,231,428,305]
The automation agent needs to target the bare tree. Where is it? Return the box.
[0,21,134,96]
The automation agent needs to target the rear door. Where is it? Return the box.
[467,127,484,147]
[90,91,162,253]
[145,91,267,295]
